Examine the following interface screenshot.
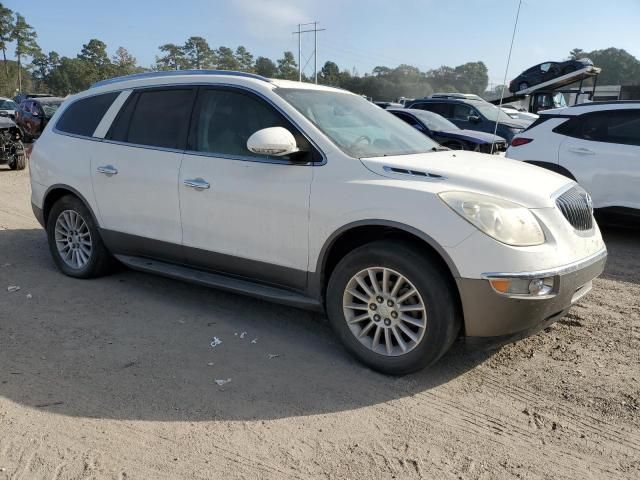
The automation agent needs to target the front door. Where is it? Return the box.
[179,87,314,290]
[91,86,196,259]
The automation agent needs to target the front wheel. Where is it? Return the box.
[518,81,529,91]
[46,195,114,278]
[9,142,26,170]
[326,240,461,375]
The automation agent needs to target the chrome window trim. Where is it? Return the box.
[482,247,607,280]
[52,82,327,166]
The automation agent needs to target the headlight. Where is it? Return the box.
[439,191,545,246]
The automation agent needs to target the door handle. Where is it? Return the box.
[569,147,595,155]
[183,178,210,190]
[97,165,118,176]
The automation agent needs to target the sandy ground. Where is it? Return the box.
[0,165,639,480]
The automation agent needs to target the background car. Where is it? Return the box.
[500,104,539,122]
[0,97,18,119]
[506,101,640,217]
[374,101,403,109]
[0,114,26,170]
[405,97,529,143]
[509,58,593,93]
[388,108,507,153]
[16,96,64,141]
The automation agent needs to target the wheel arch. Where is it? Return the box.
[524,161,576,181]
[42,184,100,228]
[311,220,461,308]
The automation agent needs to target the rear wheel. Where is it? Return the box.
[326,240,461,375]
[46,195,113,278]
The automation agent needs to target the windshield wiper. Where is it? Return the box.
[431,146,450,152]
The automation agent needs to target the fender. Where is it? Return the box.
[42,183,101,228]
[308,219,461,302]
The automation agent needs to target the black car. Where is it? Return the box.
[405,98,528,144]
[509,58,593,93]
[388,108,507,153]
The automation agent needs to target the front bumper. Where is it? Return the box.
[458,248,607,343]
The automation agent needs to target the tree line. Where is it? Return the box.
[2,2,639,101]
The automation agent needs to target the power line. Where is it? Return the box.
[292,22,325,83]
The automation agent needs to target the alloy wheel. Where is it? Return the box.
[343,267,427,356]
[54,210,92,269]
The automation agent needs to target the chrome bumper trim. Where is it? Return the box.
[481,247,607,280]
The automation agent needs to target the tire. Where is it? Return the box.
[518,82,529,91]
[46,195,113,278]
[326,240,461,375]
[9,144,26,170]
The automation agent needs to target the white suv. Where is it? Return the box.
[30,71,607,374]
[506,101,640,216]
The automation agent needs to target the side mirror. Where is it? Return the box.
[468,115,481,123]
[247,127,299,157]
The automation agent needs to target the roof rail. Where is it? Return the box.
[90,69,271,89]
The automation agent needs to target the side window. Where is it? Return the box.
[56,92,119,137]
[188,88,311,160]
[540,63,552,73]
[109,88,195,149]
[452,104,474,120]
[578,110,640,146]
[413,102,450,117]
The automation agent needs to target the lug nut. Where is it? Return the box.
[384,318,391,326]
[369,303,377,310]
[373,314,381,322]
[387,300,394,307]
[376,296,384,303]
[391,311,398,319]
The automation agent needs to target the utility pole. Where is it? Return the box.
[292,22,326,84]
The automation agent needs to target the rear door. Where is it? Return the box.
[559,109,640,209]
[91,87,196,260]
[178,86,314,290]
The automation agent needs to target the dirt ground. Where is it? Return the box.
[0,165,639,480]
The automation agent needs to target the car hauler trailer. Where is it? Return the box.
[491,65,601,113]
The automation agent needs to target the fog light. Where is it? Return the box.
[529,278,554,296]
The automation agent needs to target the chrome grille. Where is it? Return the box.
[555,186,594,231]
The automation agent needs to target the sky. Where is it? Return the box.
[8,0,640,87]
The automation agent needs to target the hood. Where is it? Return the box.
[438,129,505,144]
[499,118,529,129]
[360,151,573,209]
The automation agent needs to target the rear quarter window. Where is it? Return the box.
[56,92,119,137]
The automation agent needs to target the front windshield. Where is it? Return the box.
[40,101,61,118]
[276,88,439,158]
[407,109,459,131]
[473,103,515,123]
[0,100,16,110]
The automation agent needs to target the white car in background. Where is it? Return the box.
[507,101,640,217]
[500,104,539,123]
[29,70,606,374]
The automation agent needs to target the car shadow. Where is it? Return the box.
[0,228,492,422]
[599,223,640,286]
[1,225,636,422]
